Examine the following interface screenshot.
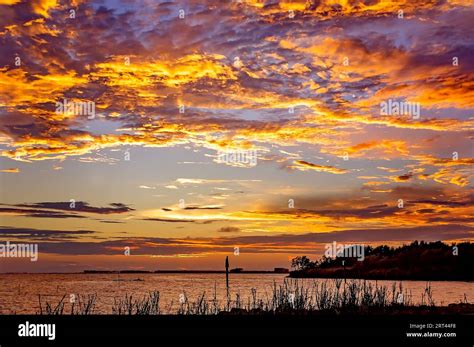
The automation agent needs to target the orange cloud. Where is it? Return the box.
[0,168,19,173]
[289,160,348,174]
[0,68,87,108]
[30,0,59,18]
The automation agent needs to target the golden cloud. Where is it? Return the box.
[289,160,348,174]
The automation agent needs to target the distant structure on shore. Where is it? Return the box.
[274,268,289,273]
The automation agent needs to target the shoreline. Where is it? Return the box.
[0,272,472,282]
[289,273,474,282]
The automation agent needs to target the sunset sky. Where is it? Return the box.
[0,0,473,272]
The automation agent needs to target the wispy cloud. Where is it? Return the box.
[0,168,19,173]
[288,160,348,174]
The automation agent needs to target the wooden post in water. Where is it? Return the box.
[342,260,346,284]
[225,256,229,291]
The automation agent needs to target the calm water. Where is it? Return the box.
[0,273,472,314]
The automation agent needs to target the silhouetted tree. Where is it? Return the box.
[291,256,314,270]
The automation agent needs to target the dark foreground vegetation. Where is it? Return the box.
[290,241,474,281]
[36,279,473,315]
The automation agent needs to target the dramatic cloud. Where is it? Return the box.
[1,0,472,165]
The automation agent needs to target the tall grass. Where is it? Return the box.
[38,293,97,315]
[37,279,443,315]
[111,291,160,315]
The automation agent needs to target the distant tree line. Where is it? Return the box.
[290,241,474,281]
